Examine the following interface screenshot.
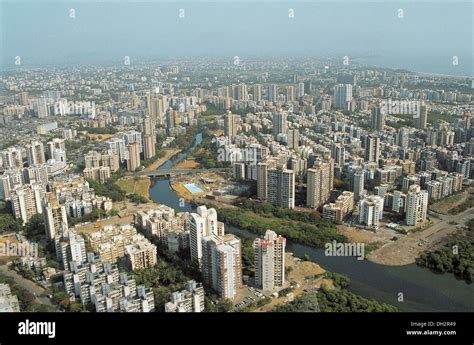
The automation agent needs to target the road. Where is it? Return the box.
[0,264,54,306]
[367,207,474,266]
[138,167,231,177]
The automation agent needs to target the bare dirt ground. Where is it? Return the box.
[367,208,474,266]
[174,159,200,169]
[336,224,394,244]
[429,188,471,214]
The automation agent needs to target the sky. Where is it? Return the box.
[0,0,472,76]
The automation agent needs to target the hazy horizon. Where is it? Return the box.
[0,0,472,76]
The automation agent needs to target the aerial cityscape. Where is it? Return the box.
[0,2,472,343]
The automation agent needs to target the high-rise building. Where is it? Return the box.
[34,97,49,118]
[296,82,305,98]
[253,84,262,102]
[257,162,268,201]
[142,116,156,159]
[352,170,365,201]
[414,102,428,129]
[47,138,67,168]
[43,197,68,240]
[19,92,29,106]
[331,144,345,167]
[11,183,44,225]
[84,151,102,169]
[286,86,295,102]
[201,234,242,300]
[287,129,300,149]
[189,206,223,265]
[47,138,66,154]
[142,134,156,160]
[224,111,237,138]
[1,147,23,169]
[306,158,334,209]
[272,112,287,137]
[26,141,46,166]
[268,84,278,103]
[124,131,143,153]
[364,135,380,164]
[126,142,141,172]
[405,185,428,226]
[146,93,167,124]
[371,105,385,131]
[359,195,384,227]
[107,138,127,163]
[333,84,352,109]
[55,229,87,269]
[101,151,120,172]
[398,127,410,148]
[237,83,248,101]
[268,167,295,209]
[253,230,286,291]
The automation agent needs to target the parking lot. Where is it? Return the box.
[233,286,267,310]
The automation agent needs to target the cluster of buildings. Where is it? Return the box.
[0,137,112,227]
[134,205,189,252]
[83,150,120,184]
[85,224,157,271]
[63,256,154,312]
[165,280,205,312]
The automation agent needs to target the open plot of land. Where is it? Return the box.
[368,208,474,266]
[85,133,113,141]
[336,224,394,245]
[174,159,200,169]
[429,189,471,215]
[115,176,151,199]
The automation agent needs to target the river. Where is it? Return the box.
[149,133,473,312]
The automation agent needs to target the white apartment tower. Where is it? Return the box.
[253,230,286,291]
[268,167,295,209]
[405,185,428,226]
[43,199,68,240]
[333,84,353,109]
[359,195,384,227]
[201,234,242,300]
[189,206,223,266]
[26,141,46,166]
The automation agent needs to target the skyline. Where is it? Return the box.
[0,0,472,76]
